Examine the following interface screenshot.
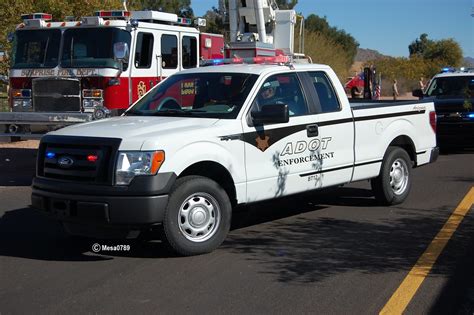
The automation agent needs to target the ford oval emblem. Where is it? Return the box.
[58,156,74,168]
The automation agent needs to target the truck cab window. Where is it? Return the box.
[161,34,178,69]
[135,32,154,68]
[252,73,308,117]
[182,36,197,69]
[307,71,341,113]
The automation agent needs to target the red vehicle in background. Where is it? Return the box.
[345,72,365,98]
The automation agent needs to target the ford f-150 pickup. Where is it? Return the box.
[31,62,439,255]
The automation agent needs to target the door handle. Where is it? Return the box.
[307,124,319,137]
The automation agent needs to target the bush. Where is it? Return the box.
[298,30,352,81]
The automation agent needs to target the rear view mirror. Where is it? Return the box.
[113,42,129,61]
[251,104,289,125]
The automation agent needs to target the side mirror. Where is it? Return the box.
[251,104,289,125]
[113,42,129,61]
[412,89,424,99]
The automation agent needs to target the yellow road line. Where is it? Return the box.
[380,187,474,315]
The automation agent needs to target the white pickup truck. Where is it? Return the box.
[31,62,439,255]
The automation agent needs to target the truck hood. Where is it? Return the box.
[49,116,219,150]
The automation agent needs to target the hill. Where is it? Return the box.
[463,56,474,67]
[355,48,388,62]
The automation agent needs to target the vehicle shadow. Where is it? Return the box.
[220,188,453,284]
[0,148,37,186]
[0,186,377,261]
[0,185,453,278]
[0,207,177,261]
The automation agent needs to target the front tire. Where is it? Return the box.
[371,147,412,205]
[163,176,231,256]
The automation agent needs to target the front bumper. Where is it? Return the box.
[31,173,176,238]
[0,111,93,139]
[437,119,474,148]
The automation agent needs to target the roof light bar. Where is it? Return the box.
[200,55,291,67]
[177,17,192,25]
[21,13,52,21]
[94,11,130,18]
[441,67,455,73]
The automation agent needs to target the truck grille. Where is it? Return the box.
[33,78,81,112]
[37,136,122,185]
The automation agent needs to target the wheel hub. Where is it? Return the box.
[389,159,409,195]
[178,193,220,242]
[189,207,208,227]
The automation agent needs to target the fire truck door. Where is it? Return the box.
[179,33,199,71]
[158,32,180,80]
[131,31,157,102]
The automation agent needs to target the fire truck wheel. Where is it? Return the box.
[163,176,231,256]
[371,146,412,206]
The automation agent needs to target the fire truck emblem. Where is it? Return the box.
[137,81,147,98]
[256,135,270,152]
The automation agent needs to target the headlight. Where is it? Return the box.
[13,99,22,107]
[83,98,103,109]
[22,99,32,108]
[13,98,31,110]
[115,151,165,185]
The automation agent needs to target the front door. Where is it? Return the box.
[243,72,323,202]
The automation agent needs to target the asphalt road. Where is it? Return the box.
[0,146,473,314]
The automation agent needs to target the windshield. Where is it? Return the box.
[126,72,258,119]
[426,76,474,98]
[61,28,131,69]
[12,29,61,69]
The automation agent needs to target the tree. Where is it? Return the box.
[409,34,463,69]
[408,33,431,57]
[423,38,463,67]
[138,0,193,18]
[304,14,359,69]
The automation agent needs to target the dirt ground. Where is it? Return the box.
[0,140,40,149]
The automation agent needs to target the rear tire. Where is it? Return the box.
[163,176,231,256]
[371,147,412,205]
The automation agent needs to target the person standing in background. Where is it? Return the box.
[419,77,425,91]
[392,79,399,100]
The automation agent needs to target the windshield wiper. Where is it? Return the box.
[150,109,195,116]
[124,110,145,116]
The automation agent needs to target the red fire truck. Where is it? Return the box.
[1,10,224,139]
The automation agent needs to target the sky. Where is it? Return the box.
[191,0,474,58]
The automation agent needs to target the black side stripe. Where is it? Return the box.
[353,110,425,122]
[300,159,383,177]
[416,151,427,155]
[219,110,426,152]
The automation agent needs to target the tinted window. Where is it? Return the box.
[182,36,197,69]
[161,34,178,69]
[426,76,474,98]
[12,29,61,68]
[135,32,154,68]
[307,71,341,113]
[126,72,258,119]
[252,73,308,117]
